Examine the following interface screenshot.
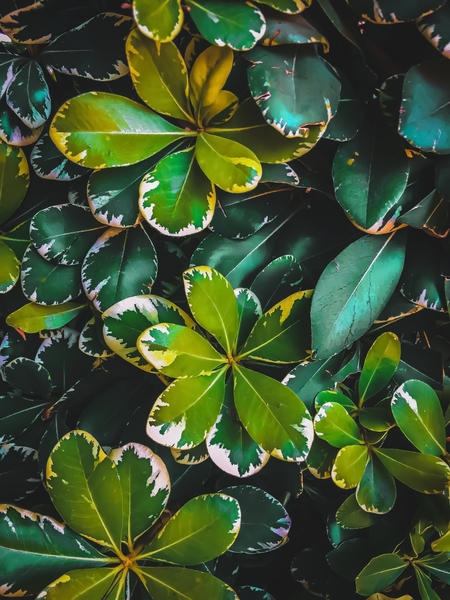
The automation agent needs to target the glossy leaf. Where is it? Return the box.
[356,553,408,596]
[356,454,396,514]
[311,232,407,359]
[359,332,401,403]
[30,133,88,181]
[306,437,337,478]
[36,567,126,600]
[6,61,50,129]
[332,445,368,489]
[261,8,328,47]
[314,402,363,448]
[0,241,19,293]
[3,356,51,396]
[314,390,356,413]
[190,45,233,114]
[336,494,378,529]
[250,255,303,312]
[233,364,314,461]
[133,0,183,42]
[6,301,85,333]
[0,138,29,224]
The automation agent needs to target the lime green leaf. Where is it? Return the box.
[202,90,238,126]
[247,44,341,136]
[183,266,239,355]
[356,554,408,596]
[346,0,446,23]
[186,0,266,51]
[432,530,450,552]
[6,302,85,333]
[138,323,226,377]
[359,332,401,403]
[147,369,227,449]
[50,92,191,169]
[190,45,233,114]
[375,448,450,493]
[109,443,170,547]
[314,402,362,448]
[336,494,378,529]
[0,241,19,293]
[36,567,126,600]
[133,0,183,42]
[356,454,396,514]
[140,493,241,564]
[359,407,395,432]
[0,505,113,597]
[332,119,409,233]
[311,232,407,359]
[137,566,238,600]
[314,390,356,413]
[238,289,312,363]
[102,294,195,372]
[233,364,313,461]
[257,0,311,12]
[0,138,29,224]
[332,445,368,489]
[391,380,446,456]
[399,61,450,154]
[126,29,193,121]
[139,147,215,236]
[46,430,123,552]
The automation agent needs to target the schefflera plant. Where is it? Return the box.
[49,29,322,237]
[311,332,450,514]
[135,266,314,477]
[0,430,243,599]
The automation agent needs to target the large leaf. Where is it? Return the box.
[126,29,193,121]
[196,132,262,193]
[356,553,408,596]
[314,402,363,448]
[238,289,312,363]
[147,368,228,449]
[0,138,29,224]
[102,294,195,371]
[260,7,328,47]
[0,505,113,597]
[42,13,132,81]
[50,92,192,169]
[187,0,266,51]
[233,364,313,461]
[311,231,407,359]
[346,0,446,23]
[36,567,126,600]
[399,61,450,154]
[332,119,409,233]
[183,266,239,355]
[358,332,401,403]
[81,225,158,313]
[139,146,216,236]
[138,323,226,377]
[133,0,183,42]
[391,380,446,455]
[0,241,19,293]
[6,302,85,333]
[247,44,341,136]
[6,60,50,129]
[140,493,240,564]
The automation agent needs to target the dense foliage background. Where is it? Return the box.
[2,0,450,598]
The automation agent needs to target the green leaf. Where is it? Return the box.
[233,364,313,461]
[6,301,85,333]
[147,368,227,449]
[332,445,368,489]
[46,430,123,552]
[0,394,47,443]
[187,0,266,51]
[311,231,407,359]
[0,240,19,293]
[6,60,50,129]
[30,203,106,266]
[140,493,240,564]
[36,567,126,600]
[102,294,195,371]
[238,289,312,363]
[0,505,113,597]
[257,0,311,12]
[108,443,170,547]
[306,436,337,478]
[139,146,215,236]
[41,13,132,81]
[336,494,379,529]
[21,244,82,305]
[0,55,26,99]
[202,90,238,126]
[0,444,39,502]
[81,224,158,313]
[138,323,226,377]
[183,266,239,355]
[0,101,44,147]
[137,566,238,600]
[247,44,341,136]
[189,45,233,114]
[234,287,262,351]
[356,454,396,514]
[399,61,450,154]
[260,8,328,47]
[133,0,183,42]
[314,402,363,448]
[356,553,408,596]
[30,132,88,181]
[237,587,276,600]
[3,356,51,396]
[359,407,395,432]
[314,390,356,413]
[79,317,114,359]
[196,132,262,193]
[359,332,401,403]
[332,119,409,233]
[250,255,303,312]
[206,377,269,477]
[375,448,450,493]
[126,29,193,121]
[414,566,441,600]
[0,138,29,224]
[323,74,364,142]
[432,530,450,552]
[50,92,192,169]
[417,553,450,585]
[221,485,290,554]
[417,4,450,59]
[391,380,446,456]
[346,0,446,23]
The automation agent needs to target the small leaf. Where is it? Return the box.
[133,0,183,42]
[6,302,85,333]
[356,553,408,596]
[336,494,378,529]
[332,445,368,489]
[314,402,363,448]
[250,255,303,312]
[356,454,396,514]
[359,332,401,403]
